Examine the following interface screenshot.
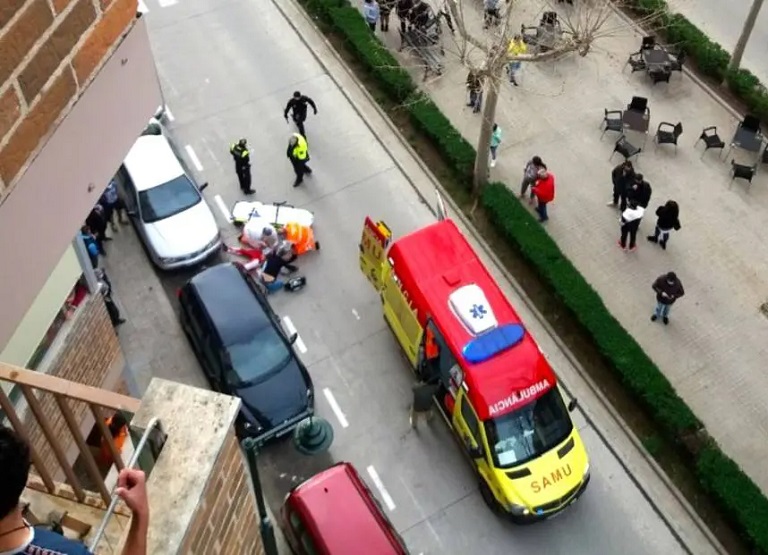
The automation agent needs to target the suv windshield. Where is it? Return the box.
[138,175,200,223]
[227,325,291,384]
[484,388,573,468]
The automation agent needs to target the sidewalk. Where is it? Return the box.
[370,0,768,495]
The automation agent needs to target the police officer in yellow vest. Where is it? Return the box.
[230,138,254,194]
[287,133,312,187]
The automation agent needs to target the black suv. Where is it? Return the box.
[178,262,313,442]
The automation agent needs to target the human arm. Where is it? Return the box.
[118,469,150,555]
[306,96,318,115]
[283,99,292,120]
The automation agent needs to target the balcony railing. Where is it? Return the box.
[0,362,143,549]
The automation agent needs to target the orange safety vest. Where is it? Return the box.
[100,417,127,466]
[425,327,439,360]
[283,222,316,255]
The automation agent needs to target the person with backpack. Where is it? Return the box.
[647,200,681,250]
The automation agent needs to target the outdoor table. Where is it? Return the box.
[642,48,671,67]
[727,126,764,160]
[622,110,649,134]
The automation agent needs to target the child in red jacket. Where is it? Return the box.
[531,168,555,222]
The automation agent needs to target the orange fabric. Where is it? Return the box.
[425,328,439,360]
[284,222,316,256]
[99,418,128,466]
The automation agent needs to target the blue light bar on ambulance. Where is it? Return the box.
[462,323,526,364]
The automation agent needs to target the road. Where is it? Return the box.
[122,0,712,552]
[673,0,768,85]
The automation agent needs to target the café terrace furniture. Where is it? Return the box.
[731,160,758,188]
[655,122,683,153]
[601,109,624,139]
[695,126,726,159]
[669,49,686,73]
[649,68,671,85]
[611,135,642,162]
[625,52,647,73]
[726,114,764,160]
[627,95,649,114]
[641,47,672,84]
[641,36,656,50]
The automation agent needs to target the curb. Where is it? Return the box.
[270,1,727,553]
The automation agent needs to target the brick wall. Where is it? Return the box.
[0,0,138,194]
[181,431,265,555]
[24,292,123,479]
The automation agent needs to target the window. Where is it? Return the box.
[460,397,481,443]
[227,326,291,384]
[138,175,201,223]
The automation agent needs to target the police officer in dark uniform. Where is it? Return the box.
[230,138,254,194]
[284,91,318,138]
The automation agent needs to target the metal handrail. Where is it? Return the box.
[89,417,161,551]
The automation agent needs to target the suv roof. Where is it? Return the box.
[186,263,269,345]
[123,135,184,192]
[288,463,407,554]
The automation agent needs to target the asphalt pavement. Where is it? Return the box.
[104,0,727,552]
[673,0,768,85]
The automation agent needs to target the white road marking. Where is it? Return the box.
[184,145,204,171]
[214,195,231,221]
[366,465,396,511]
[352,308,360,320]
[137,0,149,13]
[322,388,349,428]
[164,106,174,121]
[158,0,177,6]
[282,316,307,354]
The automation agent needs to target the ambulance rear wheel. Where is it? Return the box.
[479,479,503,515]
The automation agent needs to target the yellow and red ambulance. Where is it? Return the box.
[359,212,590,522]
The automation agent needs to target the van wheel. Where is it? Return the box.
[479,480,503,515]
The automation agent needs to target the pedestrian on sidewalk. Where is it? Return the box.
[607,160,634,210]
[647,200,681,250]
[627,173,652,208]
[531,167,555,222]
[483,0,501,28]
[230,138,254,195]
[86,205,110,256]
[287,133,312,187]
[96,268,126,327]
[396,0,414,34]
[380,0,395,31]
[363,0,380,32]
[520,155,544,198]
[410,378,440,429]
[618,198,645,251]
[100,180,127,232]
[284,91,318,139]
[489,124,502,168]
[80,226,100,269]
[507,35,527,86]
[466,69,484,114]
[651,271,685,325]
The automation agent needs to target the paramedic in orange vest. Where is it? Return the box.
[279,222,319,256]
[425,327,439,363]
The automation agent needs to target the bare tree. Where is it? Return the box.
[431,0,666,196]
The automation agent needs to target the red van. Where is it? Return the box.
[281,462,409,555]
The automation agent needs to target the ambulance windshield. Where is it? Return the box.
[483,388,573,468]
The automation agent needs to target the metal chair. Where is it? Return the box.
[741,114,761,133]
[641,36,656,50]
[625,52,646,73]
[627,96,649,115]
[695,126,725,159]
[731,160,757,187]
[601,109,623,139]
[669,49,685,73]
[611,135,642,162]
[655,122,683,152]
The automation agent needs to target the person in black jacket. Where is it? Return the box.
[284,91,318,138]
[626,173,652,208]
[396,0,414,33]
[380,0,395,30]
[647,200,681,250]
[608,160,634,210]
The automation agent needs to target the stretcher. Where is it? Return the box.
[231,200,315,228]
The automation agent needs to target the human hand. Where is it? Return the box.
[116,468,149,521]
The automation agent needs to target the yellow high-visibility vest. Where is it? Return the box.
[291,134,308,160]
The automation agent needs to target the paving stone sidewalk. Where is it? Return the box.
[363,0,768,494]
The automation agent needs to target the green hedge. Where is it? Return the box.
[303,0,768,552]
[628,0,768,120]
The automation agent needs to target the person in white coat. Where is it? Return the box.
[619,198,645,252]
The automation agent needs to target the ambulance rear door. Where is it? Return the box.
[359,217,392,293]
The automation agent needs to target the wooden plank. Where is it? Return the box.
[55,396,111,504]
[0,362,140,413]
[0,388,55,492]
[90,405,124,472]
[19,385,85,502]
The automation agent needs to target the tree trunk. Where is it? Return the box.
[729,0,764,72]
[472,67,503,195]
